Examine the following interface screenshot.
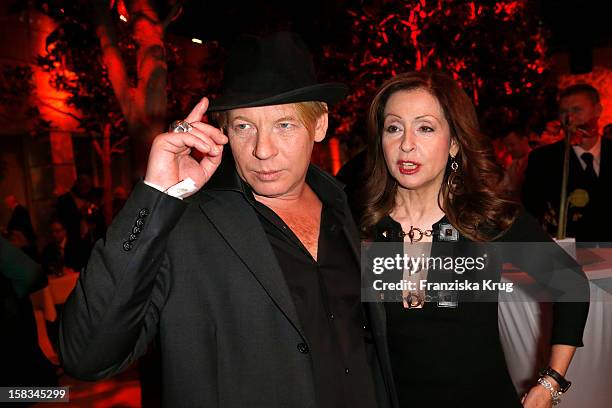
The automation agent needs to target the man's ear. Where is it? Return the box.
[595,102,603,119]
[314,112,329,143]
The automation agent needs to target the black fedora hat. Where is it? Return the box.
[207,32,347,112]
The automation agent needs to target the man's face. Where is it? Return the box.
[51,222,66,243]
[559,93,602,136]
[227,103,327,199]
[503,132,530,159]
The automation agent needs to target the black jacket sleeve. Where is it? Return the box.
[59,182,187,380]
[502,209,589,347]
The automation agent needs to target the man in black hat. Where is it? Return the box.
[59,32,395,407]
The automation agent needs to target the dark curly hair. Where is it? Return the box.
[358,71,519,241]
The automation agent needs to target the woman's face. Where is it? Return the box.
[381,88,457,192]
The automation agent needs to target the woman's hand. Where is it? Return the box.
[521,384,554,408]
[145,97,228,191]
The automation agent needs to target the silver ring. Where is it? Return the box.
[169,120,193,133]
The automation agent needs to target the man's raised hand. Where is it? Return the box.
[144,97,228,191]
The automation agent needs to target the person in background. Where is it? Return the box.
[39,219,88,354]
[41,219,89,275]
[501,126,532,198]
[1,236,57,387]
[522,84,611,242]
[603,123,612,141]
[4,195,37,259]
[56,173,92,242]
[56,173,106,250]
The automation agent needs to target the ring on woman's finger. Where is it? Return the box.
[169,120,193,133]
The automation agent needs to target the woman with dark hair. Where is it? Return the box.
[356,71,589,407]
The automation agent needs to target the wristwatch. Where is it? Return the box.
[539,367,572,393]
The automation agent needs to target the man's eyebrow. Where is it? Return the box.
[230,115,253,122]
[275,115,298,122]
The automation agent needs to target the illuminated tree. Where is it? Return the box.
[31,0,186,180]
[318,0,553,142]
[5,0,223,222]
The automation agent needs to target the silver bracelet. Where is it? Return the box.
[538,377,561,405]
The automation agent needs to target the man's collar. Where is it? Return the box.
[305,164,346,209]
[201,151,245,193]
[573,134,602,158]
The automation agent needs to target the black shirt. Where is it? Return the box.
[375,210,589,408]
[241,178,378,408]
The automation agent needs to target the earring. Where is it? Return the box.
[450,155,459,172]
[447,155,462,191]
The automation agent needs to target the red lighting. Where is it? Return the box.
[116,0,129,20]
[329,138,341,175]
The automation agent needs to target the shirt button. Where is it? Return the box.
[128,233,137,242]
[297,343,309,354]
[123,241,133,251]
[133,226,142,234]
[329,313,335,320]
[139,208,150,217]
[344,368,350,374]
[135,218,145,227]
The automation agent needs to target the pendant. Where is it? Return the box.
[400,226,433,243]
[403,292,424,309]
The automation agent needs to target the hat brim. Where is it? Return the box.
[207,83,348,112]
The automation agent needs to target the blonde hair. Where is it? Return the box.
[211,101,328,134]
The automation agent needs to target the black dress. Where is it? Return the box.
[374,210,589,408]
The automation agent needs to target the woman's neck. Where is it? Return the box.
[390,183,445,229]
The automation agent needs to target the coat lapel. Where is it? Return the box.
[198,191,305,339]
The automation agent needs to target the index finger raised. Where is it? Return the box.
[185,97,210,123]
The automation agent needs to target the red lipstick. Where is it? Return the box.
[397,160,421,175]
